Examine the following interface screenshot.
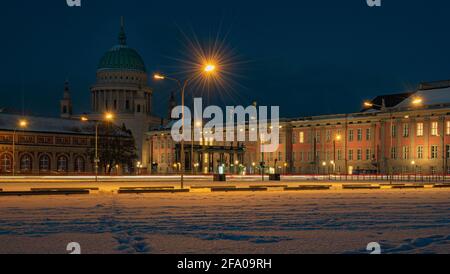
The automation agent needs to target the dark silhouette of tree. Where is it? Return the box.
[87,123,137,174]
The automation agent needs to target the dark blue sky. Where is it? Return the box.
[1,0,450,118]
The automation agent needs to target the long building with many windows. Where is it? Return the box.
[147,81,450,176]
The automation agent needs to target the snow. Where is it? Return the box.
[395,87,450,108]
[1,187,449,254]
[0,113,94,135]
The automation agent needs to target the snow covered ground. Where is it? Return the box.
[0,188,450,254]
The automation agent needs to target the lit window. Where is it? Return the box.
[431,121,439,136]
[366,149,371,161]
[431,145,438,159]
[391,124,397,138]
[402,146,409,160]
[357,129,362,141]
[391,147,397,159]
[446,121,450,136]
[417,123,424,137]
[403,124,409,137]
[299,132,305,144]
[366,129,371,141]
[417,146,424,159]
[348,150,353,161]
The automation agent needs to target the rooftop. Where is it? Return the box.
[0,113,95,135]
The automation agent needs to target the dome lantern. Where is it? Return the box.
[118,16,127,46]
[97,17,146,72]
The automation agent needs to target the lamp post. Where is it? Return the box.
[333,134,341,175]
[81,113,114,182]
[12,119,28,176]
[322,161,327,175]
[260,133,265,182]
[154,64,216,189]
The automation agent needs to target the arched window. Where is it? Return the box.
[20,154,33,172]
[39,155,51,172]
[74,157,85,173]
[0,153,12,173]
[57,156,68,172]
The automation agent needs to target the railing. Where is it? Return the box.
[287,174,450,183]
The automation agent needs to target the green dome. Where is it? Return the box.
[97,45,146,72]
[97,20,146,72]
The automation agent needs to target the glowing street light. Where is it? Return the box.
[204,64,216,73]
[364,101,374,108]
[153,74,165,80]
[80,113,115,182]
[153,63,220,189]
[12,118,29,176]
[412,97,423,106]
[104,112,114,121]
[19,119,28,128]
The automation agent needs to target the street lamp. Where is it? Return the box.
[12,119,28,176]
[333,134,342,174]
[411,160,417,182]
[154,63,217,189]
[81,113,114,182]
[136,161,143,175]
[412,97,423,106]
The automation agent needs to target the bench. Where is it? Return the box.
[284,185,331,191]
[118,189,189,194]
[0,190,90,196]
[31,188,99,192]
[210,187,268,192]
[390,185,424,189]
[190,186,236,189]
[433,184,450,188]
[119,186,175,190]
[250,185,288,188]
[343,185,381,190]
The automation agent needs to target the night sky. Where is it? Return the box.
[1,0,450,118]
